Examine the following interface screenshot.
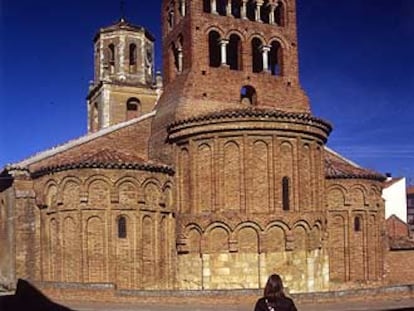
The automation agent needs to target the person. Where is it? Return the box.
[254,274,297,311]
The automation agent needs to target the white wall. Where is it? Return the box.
[383,177,407,222]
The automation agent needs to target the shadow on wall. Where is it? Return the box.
[0,279,74,311]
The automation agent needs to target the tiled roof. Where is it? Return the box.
[31,148,174,178]
[407,186,414,195]
[389,236,414,250]
[168,107,332,137]
[325,148,386,181]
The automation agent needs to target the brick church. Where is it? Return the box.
[0,0,387,293]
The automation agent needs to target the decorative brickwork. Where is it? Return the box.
[3,0,411,297]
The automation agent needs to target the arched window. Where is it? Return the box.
[168,7,175,29]
[129,43,137,66]
[203,0,211,13]
[217,0,227,16]
[126,98,141,120]
[269,41,282,76]
[231,0,241,18]
[227,34,242,70]
[251,38,263,73]
[275,2,285,26]
[208,31,221,67]
[118,216,127,239]
[282,176,290,211]
[354,216,361,232]
[240,85,257,105]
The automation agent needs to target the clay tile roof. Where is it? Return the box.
[31,148,174,178]
[389,236,414,250]
[169,107,332,133]
[407,186,414,195]
[325,148,386,181]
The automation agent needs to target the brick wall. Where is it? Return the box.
[385,250,414,285]
[386,215,409,238]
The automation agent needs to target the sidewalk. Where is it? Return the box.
[63,297,414,311]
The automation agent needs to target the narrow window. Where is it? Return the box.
[208,31,221,67]
[108,44,115,73]
[269,41,282,76]
[227,34,242,70]
[261,1,270,24]
[275,2,284,26]
[354,216,361,232]
[282,176,290,211]
[203,0,211,13]
[126,98,141,120]
[246,0,256,21]
[118,216,127,238]
[217,0,227,16]
[179,0,186,17]
[168,8,175,29]
[91,102,99,132]
[129,43,137,66]
[231,0,241,18]
[240,85,257,105]
[251,38,263,73]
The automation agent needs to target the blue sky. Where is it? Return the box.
[1,0,414,184]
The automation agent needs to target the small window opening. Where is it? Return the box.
[354,216,361,232]
[240,85,257,105]
[275,2,284,26]
[108,44,115,73]
[231,0,241,18]
[261,1,270,24]
[246,1,256,21]
[282,176,290,211]
[168,8,175,29]
[208,31,221,67]
[126,98,141,120]
[91,102,99,132]
[251,38,263,73]
[129,43,137,66]
[227,34,242,70]
[118,216,127,238]
[217,0,227,16]
[269,41,281,76]
[203,0,211,13]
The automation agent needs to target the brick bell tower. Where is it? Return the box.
[150,0,314,163]
[151,1,333,291]
[87,18,161,133]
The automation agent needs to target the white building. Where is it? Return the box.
[383,176,407,223]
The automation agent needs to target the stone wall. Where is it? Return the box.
[0,188,15,289]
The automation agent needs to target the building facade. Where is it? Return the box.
[0,0,386,293]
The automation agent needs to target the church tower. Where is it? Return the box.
[87,18,161,133]
[150,0,333,291]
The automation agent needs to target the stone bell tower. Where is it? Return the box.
[87,18,161,133]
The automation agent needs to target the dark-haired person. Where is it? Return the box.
[254,274,297,311]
